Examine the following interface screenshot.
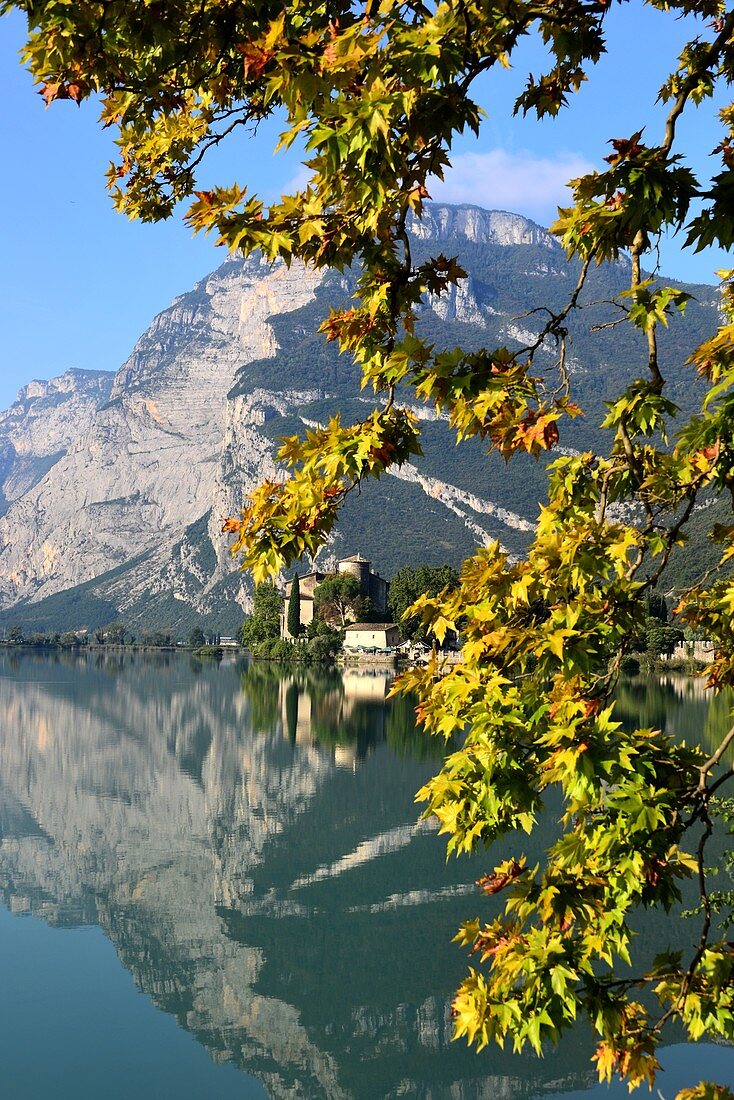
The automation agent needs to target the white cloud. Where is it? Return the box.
[267,147,593,226]
[429,148,594,224]
[279,165,312,195]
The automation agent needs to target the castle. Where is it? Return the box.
[281,554,389,638]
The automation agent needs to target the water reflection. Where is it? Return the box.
[0,652,731,1099]
[240,662,443,765]
[615,673,734,764]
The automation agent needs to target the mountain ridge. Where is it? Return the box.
[0,367,114,519]
[0,204,720,634]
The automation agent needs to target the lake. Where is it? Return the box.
[0,650,732,1099]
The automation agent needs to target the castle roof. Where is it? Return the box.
[344,623,397,631]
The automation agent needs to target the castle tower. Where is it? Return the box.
[337,554,370,588]
[337,554,388,614]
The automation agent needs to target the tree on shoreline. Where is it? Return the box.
[239,582,282,651]
[388,564,459,643]
[104,621,128,646]
[9,1,734,1092]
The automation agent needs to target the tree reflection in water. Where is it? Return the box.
[615,673,734,764]
[239,662,446,763]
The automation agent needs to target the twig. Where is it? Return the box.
[589,316,628,333]
[699,724,734,793]
[510,257,592,367]
[661,11,734,155]
[708,768,734,798]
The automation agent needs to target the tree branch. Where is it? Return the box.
[699,723,734,793]
[661,10,734,155]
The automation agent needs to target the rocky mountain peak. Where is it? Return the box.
[0,252,322,613]
[15,368,113,407]
[410,203,557,249]
[0,368,115,514]
[110,253,286,399]
[2,368,114,448]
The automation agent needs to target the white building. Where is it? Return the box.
[343,623,400,651]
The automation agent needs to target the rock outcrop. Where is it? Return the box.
[409,204,557,248]
[0,256,321,621]
[0,368,113,512]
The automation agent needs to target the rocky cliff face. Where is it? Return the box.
[0,369,113,513]
[0,204,719,633]
[0,255,321,624]
[409,204,557,248]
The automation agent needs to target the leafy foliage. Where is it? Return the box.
[103,620,129,645]
[388,564,459,642]
[314,573,363,627]
[239,582,282,651]
[306,626,344,664]
[10,0,734,1092]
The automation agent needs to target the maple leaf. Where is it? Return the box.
[477,860,525,896]
[604,130,645,165]
[236,42,273,81]
[39,82,67,106]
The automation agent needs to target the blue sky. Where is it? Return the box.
[1,5,731,410]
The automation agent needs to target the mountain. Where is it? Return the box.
[0,205,722,635]
[0,369,113,516]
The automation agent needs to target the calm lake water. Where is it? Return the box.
[0,650,732,1099]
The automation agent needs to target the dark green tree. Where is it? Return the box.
[239,582,283,650]
[629,595,683,662]
[307,627,343,664]
[647,593,669,624]
[7,625,24,646]
[314,574,361,627]
[287,574,302,638]
[646,621,684,661]
[105,621,128,645]
[388,565,459,643]
[188,626,206,648]
[352,594,381,623]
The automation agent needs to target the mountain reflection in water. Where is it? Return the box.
[0,651,732,1099]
